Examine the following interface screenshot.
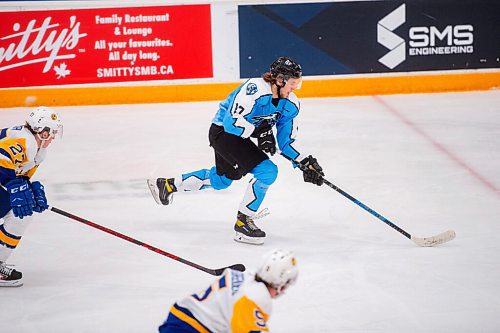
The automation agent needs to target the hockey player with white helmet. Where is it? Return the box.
[148,56,325,245]
[0,106,63,287]
[158,248,298,332]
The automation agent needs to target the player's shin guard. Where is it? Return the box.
[0,212,30,287]
[238,178,269,216]
[238,159,277,216]
[177,168,232,191]
[0,212,31,262]
[179,169,213,191]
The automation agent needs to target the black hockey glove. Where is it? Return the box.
[300,155,324,186]
[252,124,276,156]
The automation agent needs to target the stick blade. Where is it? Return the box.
[412,230,456,247]
[213,264,246,276]
[229,264,246,272]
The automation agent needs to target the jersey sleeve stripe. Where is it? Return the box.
[0,148,12,161]
[0,128,7,140]
[218,273,227,289]
[170,303,213,333]
[0,158,15,170]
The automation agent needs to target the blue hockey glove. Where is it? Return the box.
[300,155,324,186]
[5,178,35,219]
[31,181,49,213]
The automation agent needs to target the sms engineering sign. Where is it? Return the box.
[377,3,474,69]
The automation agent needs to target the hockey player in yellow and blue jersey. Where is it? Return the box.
[158,248,298,333]
[148,57,325,245]
[0,106,63,287]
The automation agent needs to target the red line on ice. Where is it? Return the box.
[373,95,500,197]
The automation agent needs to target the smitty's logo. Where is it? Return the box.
[0,16,87,76]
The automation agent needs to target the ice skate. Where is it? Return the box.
[0,262,23,287]
[147,178,177,205]
[234,211,266,245]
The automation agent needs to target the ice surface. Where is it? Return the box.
[1,90,499,332]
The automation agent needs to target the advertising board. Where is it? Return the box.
[0,5,213,88]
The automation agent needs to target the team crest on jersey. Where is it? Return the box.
[246,83,258,95]
[253,113,280,127]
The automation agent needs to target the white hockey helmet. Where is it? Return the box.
[256,249,298,294]
[26,106,63,141]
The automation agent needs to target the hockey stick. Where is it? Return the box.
[49,206,245,275]
[282,155,455,247]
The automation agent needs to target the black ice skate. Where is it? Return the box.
[234,211,266,245]
[147,178,177,205]
[0,262,23,287]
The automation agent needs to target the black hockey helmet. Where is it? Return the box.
[270,56,302,81]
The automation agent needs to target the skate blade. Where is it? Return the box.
[0,280,23,287]
[147,179,162,205]
[234,232,265,245]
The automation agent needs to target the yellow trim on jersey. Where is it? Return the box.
[0,230,20,247]
[0,158,15,171]
[170,306,209,333]
[231,296,270,333]
[25,165,38,179]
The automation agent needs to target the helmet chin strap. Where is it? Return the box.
[37,133,46,141]
[275,76,287,98]
[35,130,56,148]
[36,132,51,142]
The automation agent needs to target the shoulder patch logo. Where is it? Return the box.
[246,83,258,95]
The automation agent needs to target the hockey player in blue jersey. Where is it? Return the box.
[148,56,324,245]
